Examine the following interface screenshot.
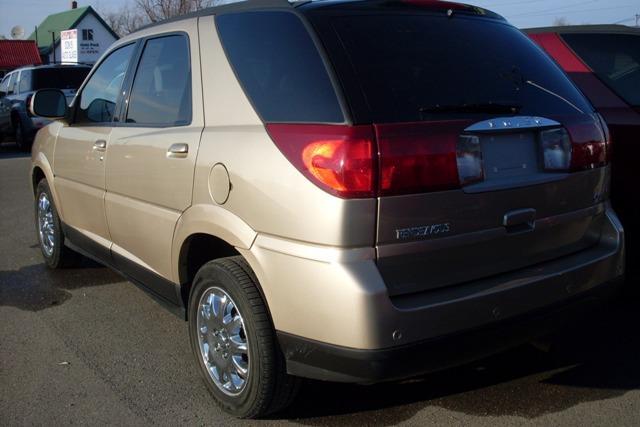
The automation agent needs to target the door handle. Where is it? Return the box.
[167,143,189,158]
[93,140,107,152]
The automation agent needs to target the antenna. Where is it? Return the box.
[11,25,25,40]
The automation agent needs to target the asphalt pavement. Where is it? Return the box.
[1,140,639,426]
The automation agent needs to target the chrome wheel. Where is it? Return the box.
[197,287,249,396]
[37,192,55,257]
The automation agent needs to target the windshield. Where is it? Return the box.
[561,33,640,108]
[309,12,593,123]
[33,67,90,91]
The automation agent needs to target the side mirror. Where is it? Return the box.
[30,89,68,119]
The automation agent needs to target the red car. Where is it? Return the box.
[526,25,640,281]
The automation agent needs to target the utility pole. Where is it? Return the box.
[49,31,56,63]
[636,14,640,27]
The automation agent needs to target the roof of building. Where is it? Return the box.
[0,40,42,69]
[27,6,119,54]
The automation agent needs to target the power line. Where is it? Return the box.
[509,0,600,18]
[510,4,636,20]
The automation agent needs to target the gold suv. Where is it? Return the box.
[30,0,625,418]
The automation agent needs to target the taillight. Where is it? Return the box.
[375,121,466,196]
[566,118,608,171]
[266,124,376,198]
[541,128,572,171]
[267,117,608,199]
[457,135,484,186]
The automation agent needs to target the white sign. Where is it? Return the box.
[61,29,78,63]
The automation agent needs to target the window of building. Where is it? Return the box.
[82,29,94,41]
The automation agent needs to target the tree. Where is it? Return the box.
[552,17,571,27]
[101,0,231,37]
[102,5,146,37]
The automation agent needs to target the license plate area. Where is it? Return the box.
[484,132,538,180]
[463,131,567,193]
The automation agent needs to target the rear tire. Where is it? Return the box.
[188,256,300,418]
[35,179,81,268]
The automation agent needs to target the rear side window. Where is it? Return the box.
[562,33,640,107]
[126,35,192,126]
[309,13,593,123]
[216,11,344,123]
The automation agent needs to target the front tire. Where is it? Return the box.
[188,257,299,418]
[35,180,80,268]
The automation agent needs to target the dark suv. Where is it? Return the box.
[526,25,640,281]
[0,64,91,150]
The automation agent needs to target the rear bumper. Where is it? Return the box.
[244,206,624,383]
[278,277,623,383]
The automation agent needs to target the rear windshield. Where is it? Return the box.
[216,11,344,123]
[33,67,90,90]
[561,33,640,108]
[309,12,593,123]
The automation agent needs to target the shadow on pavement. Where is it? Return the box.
[283,296,639,424]
[0,139,29,159]
[0,260,122,312]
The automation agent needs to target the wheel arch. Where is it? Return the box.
[31,155,64,222]
[173,204,262,316]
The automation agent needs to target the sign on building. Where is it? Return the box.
[60,29,78,63]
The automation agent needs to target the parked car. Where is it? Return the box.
[526,25,640,282]
[0,64,91,150]
[29,0,624,418]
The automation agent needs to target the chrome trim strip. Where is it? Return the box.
[464,116,561,132]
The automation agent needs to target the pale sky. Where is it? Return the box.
[1,0,638,39]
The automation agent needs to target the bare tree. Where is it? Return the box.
[102,5,146,37]
[552,17,571,27]
[135,0,220,23]
[101,0,233,37]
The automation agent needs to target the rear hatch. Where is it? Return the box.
[32,67,90,104]
[306,2,610,296]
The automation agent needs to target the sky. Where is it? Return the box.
[0,0,638,38]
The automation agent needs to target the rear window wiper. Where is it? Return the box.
[418,103,522,115]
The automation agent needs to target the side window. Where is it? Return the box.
[19,70,32,93]
[77,43,136,124]
[7,73,18,95]
[125,35,191,126]
[562,33,640,107]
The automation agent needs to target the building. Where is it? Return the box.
[28,2,118,65]
[0,40,42,77]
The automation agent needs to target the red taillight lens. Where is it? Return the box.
[266,124,376,198]
[375,121,467,196]
[566,118,608,171]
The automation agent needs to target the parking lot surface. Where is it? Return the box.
[1,141,639,426]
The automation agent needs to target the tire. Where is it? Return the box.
[15,119,31,152]
[188,256,300,418]
[35,179,81,268]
